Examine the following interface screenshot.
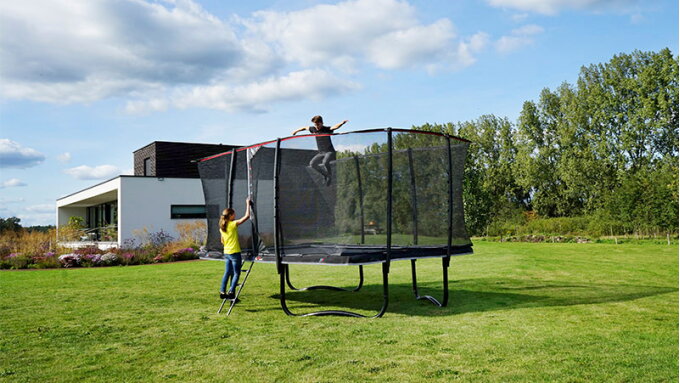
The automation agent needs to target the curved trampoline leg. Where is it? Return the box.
[411,257,450,307]
[280,264,388,318]
[285,265,364,292]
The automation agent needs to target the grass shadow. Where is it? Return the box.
[260,277,677,317]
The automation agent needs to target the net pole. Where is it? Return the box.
[354,156,365,244]
[385,128,393,272]
[446,136,453,259]
[246,148,254,199]
[246,148,259,256]
[227,150,237,209]
[407,148,419,245]
[441,135,453,307]
[273,138,283,275]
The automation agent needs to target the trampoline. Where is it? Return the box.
[198,128,472,317]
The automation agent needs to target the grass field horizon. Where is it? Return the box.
[1,242,677,382]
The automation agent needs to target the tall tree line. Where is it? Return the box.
[416,48,678,236]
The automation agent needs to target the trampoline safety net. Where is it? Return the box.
[197,129,472,265]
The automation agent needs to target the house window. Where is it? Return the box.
[171,205,206,219]
[143,157,151,176]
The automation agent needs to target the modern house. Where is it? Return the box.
[56,141,238,249]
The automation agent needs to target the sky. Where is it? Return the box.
[0,0,677,226]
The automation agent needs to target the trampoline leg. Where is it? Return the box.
[279,264,388,318]
[410,257,450,307]
[285,265,364,292]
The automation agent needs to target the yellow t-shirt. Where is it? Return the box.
[220,221,241,254]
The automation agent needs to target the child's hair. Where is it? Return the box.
[219,208,235,232]
[311,115,323,124]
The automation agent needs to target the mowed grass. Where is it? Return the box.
[0,242,677,382]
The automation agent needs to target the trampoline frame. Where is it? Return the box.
[202,128,470,317]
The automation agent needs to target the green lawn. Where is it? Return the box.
[0,242,677,382]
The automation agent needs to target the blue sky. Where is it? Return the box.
[0,0,677,226]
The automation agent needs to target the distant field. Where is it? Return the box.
[0,242,677,382]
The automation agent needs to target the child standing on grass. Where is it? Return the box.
[219,198,251,300]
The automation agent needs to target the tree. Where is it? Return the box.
[0,217,22,233]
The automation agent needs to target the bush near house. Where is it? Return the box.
[0,222,206,270]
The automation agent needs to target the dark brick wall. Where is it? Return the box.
[133,142,237,178]
[133,143,156,176]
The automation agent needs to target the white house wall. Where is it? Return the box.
[118,177,205,246]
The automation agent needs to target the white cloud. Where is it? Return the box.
[16,213,54,227]
[0,178,27,189]
[511,13,530,22]
[486,0,641,15]
[495,24,544,53]
[126,69,361,113]
[64,165,120,180]
[0,139,45,168]
[0,0,245,102]
[366,19,457,70]
[25,204,54,214]
[0,197,25,203]
[242,0,483,71]
[629,12,645,23]
[335,144,369,154]
[1,0,490,113]
[454,32,491,70]
[57,152,72,163]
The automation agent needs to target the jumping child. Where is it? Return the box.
[219,198,251,300]
[291,115,348,185]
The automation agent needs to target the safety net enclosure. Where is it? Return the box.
[198,128,472,317]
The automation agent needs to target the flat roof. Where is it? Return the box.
[56,175,199,201]
[133,141,240,154]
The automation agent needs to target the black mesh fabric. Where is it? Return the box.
[197,150,230,253]
[197,129,472,264]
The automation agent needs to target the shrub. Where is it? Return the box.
[171,247,197,261]
[80,254,101,267]
[58,254,81,268]
[522,217,588,235]
[175,221,206,248]
[118,252,136,266]
[99,253,119,266]
[0,229,55,258]
[31,251,60,269]
[101,225,118,242]
[1,253,31,269]
[0,226,204,269]
[73,246,104,256]
[58,217,86,242]
[133,227,175,257]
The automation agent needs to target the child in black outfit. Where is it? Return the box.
[291,115,348,185]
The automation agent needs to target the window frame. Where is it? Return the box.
[170,204,207,219]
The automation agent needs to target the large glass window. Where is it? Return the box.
[171,205,207,219]
[85,202,118,241]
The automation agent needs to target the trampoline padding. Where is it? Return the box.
[251,244,473,265]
